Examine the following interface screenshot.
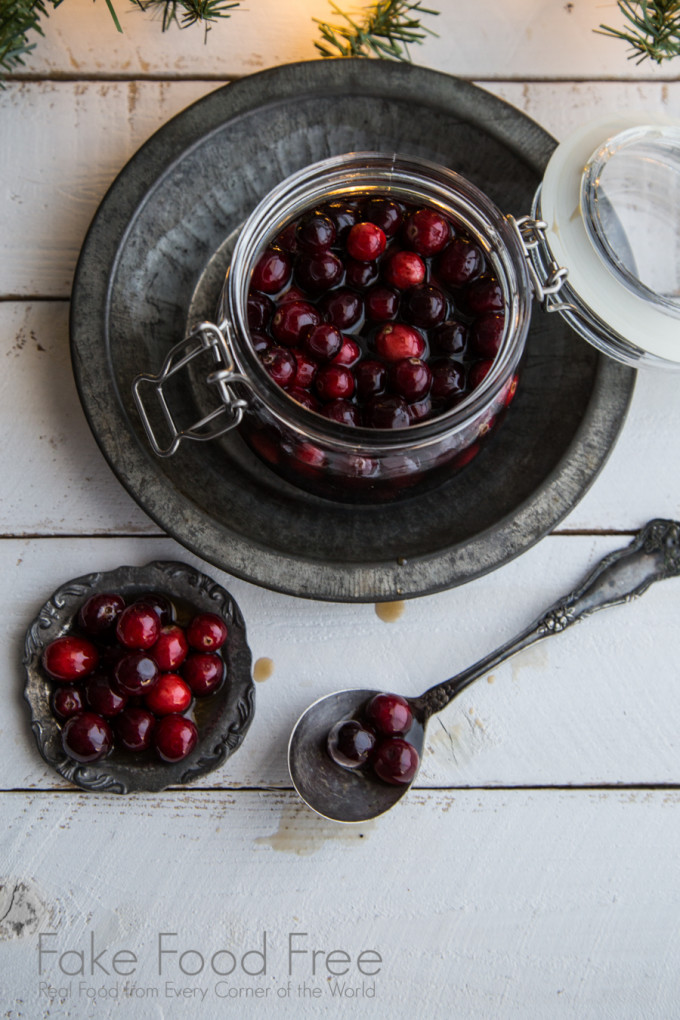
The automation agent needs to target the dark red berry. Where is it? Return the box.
[383,251,426,289]
[365,692,413,735]
[251,248,292,294]
[437,237,484,287]
[432,319,468,356]
[403,284,447,328]
[114,651,160,696]
[77,593,125,637]
[62,712,113,763]
[468,359,494,389]
[51,686,84,721]
[465,278,504,315]
[404,208,450,256]
[365,285,400,322]
[260,346,297,389]
[321,399,361,427]
[372,737,419,785]
[247,292,274,331]
[365,395,411,429]
[408,396,433,423]
[431,359,467,402]
[293,350,319,388]
[152,624,189,672]
[472,313,505,357]
[145,673,193,716]
[320,201,358,242]
[271,300,321,346]
[356,359,387,399]
[43,635,99,683]
[296,213,336,252]
[301,323,343,362]
[327,719,376,768]
[182,653,225,697]
[116,602,161,650]
[296,251,344,293]
[315,364,355,401]
[375,323,425,361]
[320,289,363,331]
[116,707,156,752]
[334,336,361,366]
[362,196,403,236]
[289,388,320,412]
[346,221,387,262]
[186,612,228,652]
[84,673,128,717]
[154,715,198,763]
[391,358,432,402]
[344,258,379,290]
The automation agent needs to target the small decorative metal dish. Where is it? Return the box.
[23,561,255,794]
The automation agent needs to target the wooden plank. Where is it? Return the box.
[2,301,679,537]
[2,80,678,299]
[15,0,680,82]
[0,788,678,1018]
[6,533,680,790]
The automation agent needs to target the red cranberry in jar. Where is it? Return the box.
[271,300,320,346]
[346,221,387,262]
[321,399,360,427]
[319,200,358,242]
[465,277,505,315]
[295,251,344,293]
[362,195,404,236]
[251,247,292,294]
[472,313,505,358]
[437,236,484,287]
[320,289,364,331]
[315,364,356,402]
[247,292,274,331]
[391,358,432,402]
[293,350,319,388]
[403,207,451,256]
[374,322,426,361]
[334,336,361,366]
[431,359,467,403]
[260,346,297,389]
[432,318,468,356]
[365,395,411,429]
[383,250,426,290]
[356,359,387,399]
[344,257,379,290]
[296,212,336,252]
[301,323,343,362]
[365,285,400,322]
[403,284,447,328]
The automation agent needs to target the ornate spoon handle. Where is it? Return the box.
[413,519,680,721]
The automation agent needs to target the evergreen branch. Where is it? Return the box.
[314,0,439,61]
[597,0,680,63]
[0,0,55,79]
[130,0,241,33]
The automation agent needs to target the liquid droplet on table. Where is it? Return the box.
[254,657,274,682]
[375,600,405,623]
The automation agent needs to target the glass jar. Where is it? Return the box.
[134,152,540,502]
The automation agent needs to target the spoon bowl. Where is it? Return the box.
[288,519,680,823]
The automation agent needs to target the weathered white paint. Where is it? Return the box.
[1,789,679,1019]
[15,0,680,81]
[6,533,680,790]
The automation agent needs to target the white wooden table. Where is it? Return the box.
[2,3,680,1016]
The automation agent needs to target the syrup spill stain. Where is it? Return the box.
[253,657,274,682]
[374,600,405,623]
[511,643,549,682]
[0,879,48,940]
[255,803,375,855]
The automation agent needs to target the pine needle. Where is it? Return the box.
[314,0,439,61]
[597,0,680,63]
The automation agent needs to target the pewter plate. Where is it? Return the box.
[70,60,635,603]
[23,562,255,793]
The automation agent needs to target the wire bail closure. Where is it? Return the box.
[510,215,569,308]
[132,320,251,457]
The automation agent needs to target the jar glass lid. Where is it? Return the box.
[539,112,680,366]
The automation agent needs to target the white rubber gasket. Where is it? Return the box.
[541,111,680,364]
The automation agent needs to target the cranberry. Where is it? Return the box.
[114,651,159,696]
[321,399,361,427]
[293,350,319,388]
[247,292,274,331]
[472,313,505,357]
[374,322,425,361]
[260,346,297,389]
[276,221,299,253]
[344,258,379,290]
[278,285,306,305]
[251,248,292,294]
[408,396,433,423]
[320,289,363,331]
[346,221,387,262]
[372,737,420,785]
[116,707,155,752]
[334,336,361,366]
[383,250,426,289]
[137,592,174,626]
[62,712,113,763]
[85,673,128,717]
[320,201,358,242]
[115,602,160,650]
[77,593,125,637]
[365,285,400,322]
[51,685,84,721]
[154,715,198,763]
[403,284,447,328]
[152,624,189,672]
[145,673,193,716]
[296,212,336,252]
[327,719,376,768]
[465,277,504,315]
[356,358,387,398]
[186,612,228,652]
[391,358,432,402]
[43,635,99,683]
[468,359,494,389]
[432,319,468,355]
[404,208,450,256]
[296,251,344,292]
[365,692,413,735]
[365,395,411,429]
[301,323,343,362]
[182,652,225,697]
[437,237,483,287]
[315,364,355,401]
[431,359,467,402]
[295,441,327,472]
[271,300,320,346]
[289,388,319,412]
[362,196,403,236]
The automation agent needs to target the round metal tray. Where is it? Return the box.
[70,60,635,603]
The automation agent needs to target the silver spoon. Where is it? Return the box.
[288,518,680,823]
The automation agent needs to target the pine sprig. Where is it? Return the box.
[314,0,439,61]
[130,0,241,34]
[0,0,55,78]
[597,0,680,63]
